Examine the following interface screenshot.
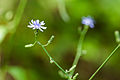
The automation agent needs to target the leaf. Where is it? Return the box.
[0,26,8,44]
[8,66,27,80]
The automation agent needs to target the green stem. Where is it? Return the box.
[57,0,70,22]
[70,25,89,76]
[9,0,27,32]
[37,41,67,74]
[89,44,120,80]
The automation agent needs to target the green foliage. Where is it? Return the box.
[0,26,8,44]
[1,0,120,80]
[8,67,27,80]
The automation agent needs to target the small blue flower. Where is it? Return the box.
[28,19,47,32]
[82,16,95,28]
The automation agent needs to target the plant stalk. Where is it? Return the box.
[89,44,120,80]
[70,25,89,77]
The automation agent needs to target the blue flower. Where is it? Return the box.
[82,16,95,28]
[28,20,47,32]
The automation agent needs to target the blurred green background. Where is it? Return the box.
[0,0,120,80]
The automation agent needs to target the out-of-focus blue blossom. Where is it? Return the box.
[82,16,95,28]
[28,20,47,32]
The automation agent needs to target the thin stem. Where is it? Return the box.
[70,25,89,76]
[37,41,67,74]
[89,44,120,80]
[34,30,38,41]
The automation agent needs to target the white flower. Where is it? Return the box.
[28,19,47,32]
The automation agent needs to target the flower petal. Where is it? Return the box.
[39,28,43,32]
[40,21,45,25]
[29,22,32,25]
[31,19,34,24]
[41,26,47,29]
[33,27,36,30]
[36,20,39,24]
[33,21,36,25]
[90,24,94,28]
[28,25,34,28]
